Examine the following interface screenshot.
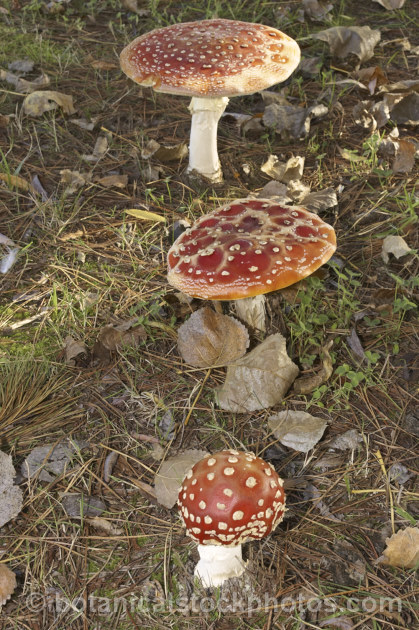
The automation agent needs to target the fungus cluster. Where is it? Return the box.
[120,19,300,181]
[178,450,285,587]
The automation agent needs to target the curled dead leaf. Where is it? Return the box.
[23,90,76,116]
[97,321,147,352]
[372,0,406,8]
[0,564,17,608]
[261,155,305,183]
[216,333,299,413]
[378,527,419,568]
[293,340,333,394]
[177,307,249,368]
[95,174,128,188]
[381,235,412,263]
[0,69,49,94]
[263,103,328,140]
[313,26,381,64]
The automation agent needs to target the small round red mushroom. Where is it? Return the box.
[120,19,300,182]
[178,450,285,586]
[167,197,337,329]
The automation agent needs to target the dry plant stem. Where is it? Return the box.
[234,295,267,332]
[187,96,229,182]
[195,543,245,587]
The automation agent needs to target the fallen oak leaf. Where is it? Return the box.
[293,339,333,394]
[23,90,76,116]
[378,527,419,568]
[177,307,249,368]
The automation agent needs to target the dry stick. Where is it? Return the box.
[375,449,395,534]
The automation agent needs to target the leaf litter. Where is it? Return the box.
[154,449,209,508]
[0,451,23,528]
[177,306,249,368]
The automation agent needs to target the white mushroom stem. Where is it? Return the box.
[195,543,246,587]
[234,295,267,332]
[187,97,229,183]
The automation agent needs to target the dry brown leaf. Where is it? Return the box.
[154,449,209,508]
[0,451,23,527]
[216,333,299,413]
[177,307,249,368]
[23,90,76,116]
[302,187,338,213]
[263,103,328,140]
[0,172,36,193]
[60,169,91,194]
[97,322,147,352]
[86,516,123,535]
[313,26,381,64]
[268,410,328,452]
[95,174,128,188]
[261,155,305,183]
[381,235,412,263]
[392,138,415,173]
[121,0,150,16]
[372,0,406,8]
[302,0,333,21]
[82,135,108,163]
[141,139,188,163]
[388,92,419,125]
[378,527,419,568]
[90,60,118,70]
[0,69,50,94]
[293,340,333,394]
[352,66,388,95]
[64,336,87,365]
[0,564,17,608]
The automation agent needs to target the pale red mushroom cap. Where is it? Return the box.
[178,450,285,547]
[167,198,337,300]
[120,19,300,97]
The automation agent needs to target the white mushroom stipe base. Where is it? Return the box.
[187,97,229,182]
[177,450,286,588]
[120,19,300,182]
[195,544,246,587]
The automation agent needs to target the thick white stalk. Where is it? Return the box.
[234,295,267,332]
[187,97,229,183]
[195,543,245,587]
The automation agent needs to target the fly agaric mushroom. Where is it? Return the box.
[167,198,336,330]
[178,450,285,587]
[120,19,300,182]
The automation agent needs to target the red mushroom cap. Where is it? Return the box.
[120,19,300,97]
[178,450,285,546]
[167,198,337,300]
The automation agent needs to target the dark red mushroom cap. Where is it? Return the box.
[177,450,285,546]
[167,198,337,300]
[120,19,300,97]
